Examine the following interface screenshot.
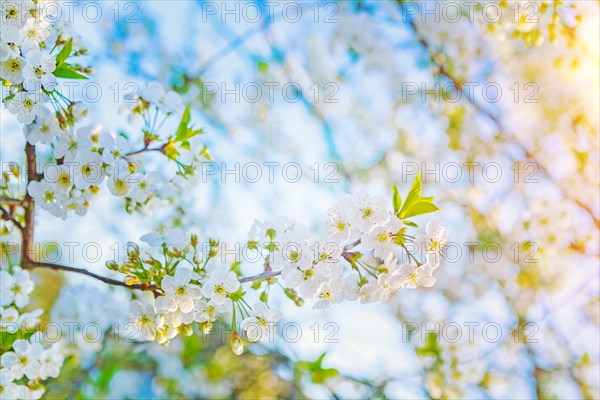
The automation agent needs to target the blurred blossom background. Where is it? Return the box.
[1,0,599,399]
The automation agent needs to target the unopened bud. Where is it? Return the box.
[106,261,119,271]
[179,324,193,337]
[124,275,140,285]
[199,322,213,334]
[230,332,244,355]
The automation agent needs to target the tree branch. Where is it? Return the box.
[0,196,23,206]
[24,260,161,294]
[0,205,24,230]
[239,270,281,283]
[22,143,40,264]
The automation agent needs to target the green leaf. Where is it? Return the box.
[392,184,401,214]
[174,104,191,141]
[174,105,204,143]
[400,200,440,219]
[55,38,72,66]
[53,66,88,80]
[257,60,269,73]
[403,220,418,227]
[399,173,422,215]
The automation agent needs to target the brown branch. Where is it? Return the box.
[0,196,23,206]
[24,260,160,294]
[0,205,24,231]
[239,270,281,283]
[22,143,40,265]
[125,143,167,157]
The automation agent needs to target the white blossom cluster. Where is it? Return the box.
[259,192,446,308]
[127,191,446,354]
[0,268,64,399]
[1,1,207,219]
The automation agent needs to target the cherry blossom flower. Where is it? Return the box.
[27,180,66,217]
[348,192,389,232]
[5,90,49,125]
[397,263,436,289]
[0,269,34,308]
[201,268,240,305]
[53,128,93,162]
[23,107,60,144]
[0,55,25,84]
[313,278,345,309]
[161,268,202,313]
[99,131,131,164]
[140,227,185,247]
[106,161,134,197]
[327,202,359,244]
[72,151,104,190]
[141,81,184,114]
[193,298,231,324]
[414,220,448,255]
[1,339,44,380]
[0,368,19,399]
[361,215,402,259]
[129,301,164,341]
[19,18,51,51]
[241,303,282,342]
[22,49,56,91]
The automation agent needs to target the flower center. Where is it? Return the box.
[43,191,54,202]
[362,207,373,218]
[303,269,314,280]
[336,221,346,231]
[377,232,388,242]
[175,286,186,295]
[58,173,70,187]
[214,284,226,295]
[319,290,331,300]
[34,66,44,78]
[10,60,21,71]
[114,179,128,195]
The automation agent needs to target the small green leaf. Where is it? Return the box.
[257,60,269,73]
[399,173,422,215]
[400,200,440,219]
[53,66,88,80]
[392,184,402,214]
[174,104,192,141]
[55,38,73,66]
